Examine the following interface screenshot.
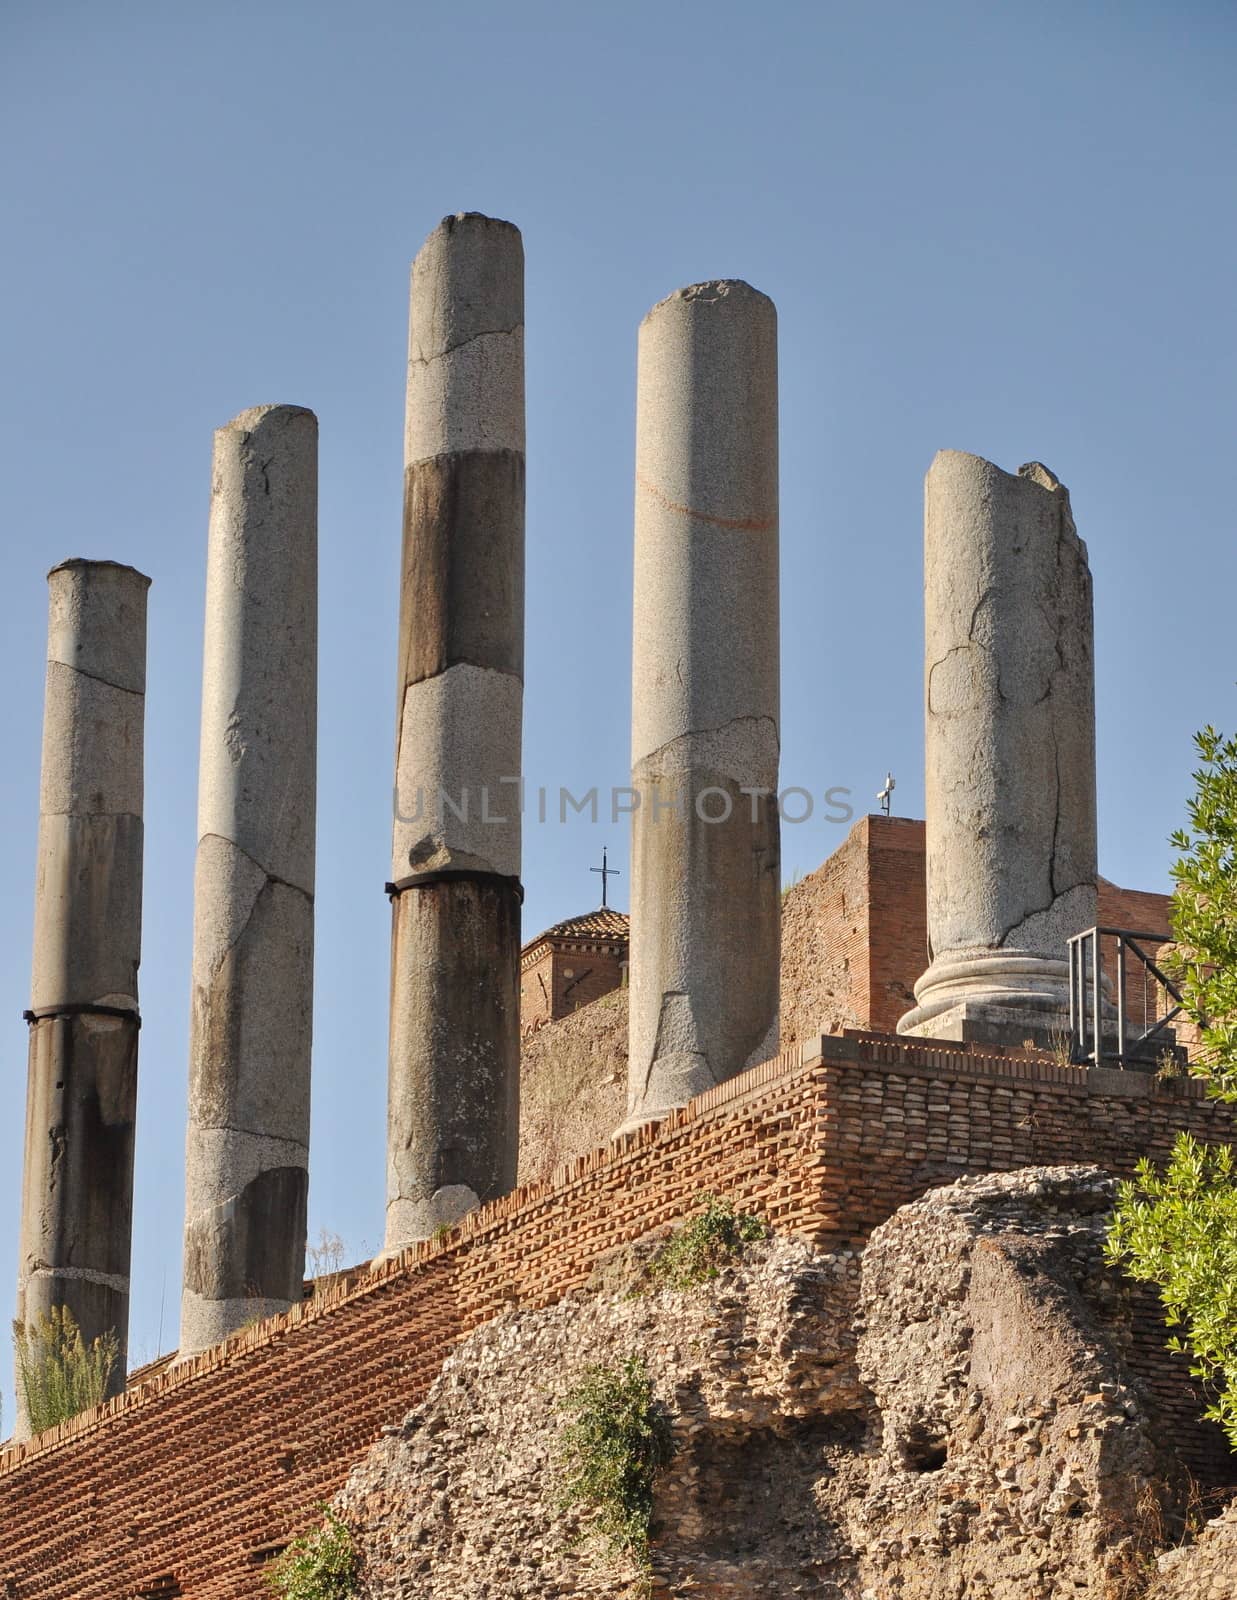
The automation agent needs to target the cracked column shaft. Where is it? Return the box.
[16,559,150,1434]
[621,281,780,1133]
[384,213,524,1250]
[898,451,1097,1036]
[179,404,317,1355]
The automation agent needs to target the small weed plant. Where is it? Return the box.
[556,1354,676,1573]
[640,1194,769,1292]
[13,1306,118,1434]
[1156,1048,1187,1083]
[266,1508,358,1600]
[306,1228,347,1294]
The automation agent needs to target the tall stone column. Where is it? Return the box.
[898,451,1097,1041]
[179,404,317,1355]
[622,281,780,1133]
[16,559,150,1431]
[385,213,524,1250]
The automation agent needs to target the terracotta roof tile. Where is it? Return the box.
[524,907,630,950]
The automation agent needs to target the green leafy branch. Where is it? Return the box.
[1168,724,1237,1101]
[556,1354,676,1573]
[1105,1132,1237,1450]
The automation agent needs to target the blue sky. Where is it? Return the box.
[1,0,1234,1422]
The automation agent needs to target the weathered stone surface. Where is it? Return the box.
[1149,1500,1237,1598]
[393,665,523,878]
[182,1165,307,1302]
[335,1167,1198,1598]
[624,281,780,1132]
[194,405,317,891]
[397,449,525,686]
[386,878,520,1242]
[18,1017,139,1346]
[339,1232,861,1597]
[517,990,626,1185]
[404,213,524,462]
[901,452,1097,1036]
[852,1166,1167,1599]
[385,213,524,1250]
[179,404,317,1356]
[17,560,149,1433]
[29,813,144,1007]
[187,836,313,1141]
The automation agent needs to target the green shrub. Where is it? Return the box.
[556,1354,676,1570]
[640,1194,769,1292]
[1168,724,1237,1101]
[13,1306,118,1434]
[266,1508,358,1600]
[1105,1132,1237,1450]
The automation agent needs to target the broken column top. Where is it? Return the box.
[929,450,1072,501]
[635,276,778,509]
[46,560,151,696]
[48,557,151,583]
[406,211,524,464]
[642,277,773,323]
[435,210,520,233]
[218,403,316,433]
[926,450,1087,561]
[632,275,779,763]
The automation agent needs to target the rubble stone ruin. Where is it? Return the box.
[16,559,150,1437]
[624,280,781,1131]
[179,404,319,1354]
[900,450,1098,1047]
[384,213,526,1248]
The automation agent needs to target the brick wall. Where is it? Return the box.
[865,815,928,1033]
[780,818,873,1042]
[520,943,556,1030]
[520,940,627,1034]
[2,1032,1235,1598]
[784,815,1182,1049]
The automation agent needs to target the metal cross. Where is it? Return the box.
[591,846,620,908]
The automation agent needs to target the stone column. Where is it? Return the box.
[622,281,780,1133]
[16,559,150,1431]
[384,213,524,1250]
[179,404,317,1355]
[898,451,1097,1042]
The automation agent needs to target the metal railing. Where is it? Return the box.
[1068,926,1186,1068]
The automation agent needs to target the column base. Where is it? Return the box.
[898,997,1076,1054]
[898,950,1075,1036]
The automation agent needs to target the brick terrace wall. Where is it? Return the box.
[0,1045,827,1600]
[2,1034,1234,1598]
